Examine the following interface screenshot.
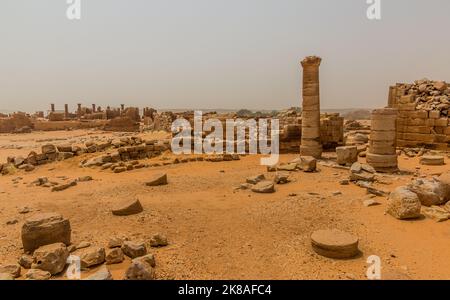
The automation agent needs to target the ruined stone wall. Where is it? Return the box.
[0,113,33,133]
[388,79,450,150]
[33,120,109,131]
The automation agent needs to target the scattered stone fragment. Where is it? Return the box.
[366,187,389,197]
[277,163,297,172]
[124,254,156,280]
[349,162,375,182]
[21,212,71,252]
[18,164,35,172]
[25,269,51,280]
[114,167,127,173]
[420,155,445,166]
[145,173,168,186]
[51,180,77,192]
[6,219,18,225]
[251,181,275,194]
[84,265,113,280]
[122,241,147,258]
[299,156,317,172]
[106,248,125,265]
[246,174,265,185]
[18,206,31,214]
[274,172,290,184]
[0,263,21,278]
[339,179,349,186]
[112,199,144,216]
[149,234,168,247]
[363,199,380,207]
[78,176,93,182]
[311,229,359,259]
[80,247,106,269]
[32,243,69,275]
[108,237,125,249]
[386,187,422,220]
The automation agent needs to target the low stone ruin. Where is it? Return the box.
[389,79,450,150]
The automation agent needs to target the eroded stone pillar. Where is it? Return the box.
[367,108,398,172]
[300,56,322,159]
[64,104,69,118]
[50,104,55,112]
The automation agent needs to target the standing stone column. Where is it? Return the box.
[300,56,322,159]
[367,108,398,172]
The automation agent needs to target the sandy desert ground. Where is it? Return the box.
[1,129,450,280]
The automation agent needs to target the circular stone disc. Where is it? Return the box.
[311,229,359,259]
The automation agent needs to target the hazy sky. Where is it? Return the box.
[1,0,449,112]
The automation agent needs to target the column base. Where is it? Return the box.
[300,145,323,159]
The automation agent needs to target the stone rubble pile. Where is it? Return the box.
[0,210,169,280]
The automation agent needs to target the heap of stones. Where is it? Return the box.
[394,79,449,116]
[81,137,170,172]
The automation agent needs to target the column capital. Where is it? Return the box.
[301,56,322,67]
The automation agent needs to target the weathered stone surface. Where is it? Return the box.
[80,247,106,269]
[0,273,14,280]
[32,243,69,275]
[124,254,156,280]
[25,269,51,280]
[84,265,113,280]
[121,241,147,258]
[386,187,422,220]
[145,173,168,186]
[106,248,125,265]
[336,146,358,165]
[149,234,168,247]
[112,199,144,216]
[311,229,359,259]
[21,212,71,252]
[422,206,450,222]
[420,155,445,166]
[18,254,33,269]
[246,174,265,185]
[0,263,21,278]
[408,179,447,207]
[251,181,275,194]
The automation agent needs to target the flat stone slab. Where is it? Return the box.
[145,173,168,186]
[311,229,359,259]
[420,155,445,166]
[112,199,144,216]
[251,181,275,194]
